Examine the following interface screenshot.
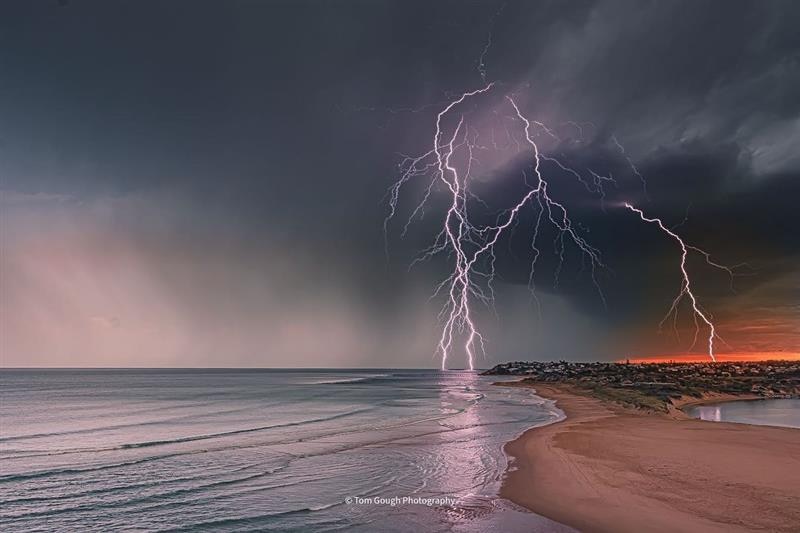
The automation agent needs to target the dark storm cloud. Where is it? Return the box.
[1,0,798,365]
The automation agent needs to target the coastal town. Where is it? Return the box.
[484,360,800,411]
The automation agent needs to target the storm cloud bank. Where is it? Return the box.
[1,1,798,367]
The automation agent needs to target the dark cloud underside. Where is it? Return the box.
[1,0,798,366]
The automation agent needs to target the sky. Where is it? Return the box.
[1,0,798,368]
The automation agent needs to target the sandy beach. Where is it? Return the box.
[501,383,800,533]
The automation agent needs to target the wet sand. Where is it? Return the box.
[500,384,800,533]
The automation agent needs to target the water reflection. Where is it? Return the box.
[693,405,723,422]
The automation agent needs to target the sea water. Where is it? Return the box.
[0,369,572,532]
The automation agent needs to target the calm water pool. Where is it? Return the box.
[686,399,800,429]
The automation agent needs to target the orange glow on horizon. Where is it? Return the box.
[619,352,800,364]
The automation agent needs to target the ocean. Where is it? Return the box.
[0,369,570,532]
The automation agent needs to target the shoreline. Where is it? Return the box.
[669,391,764,412]
[499,382,800,533]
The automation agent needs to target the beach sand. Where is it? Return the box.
[500,383,800,533]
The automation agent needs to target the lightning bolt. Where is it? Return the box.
[385,84,609,370]
[382,69,736,367]
[477,2,506,82]
[613,135,649,201]
[624,203,741,362]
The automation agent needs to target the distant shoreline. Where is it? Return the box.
[497,381,800,533]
